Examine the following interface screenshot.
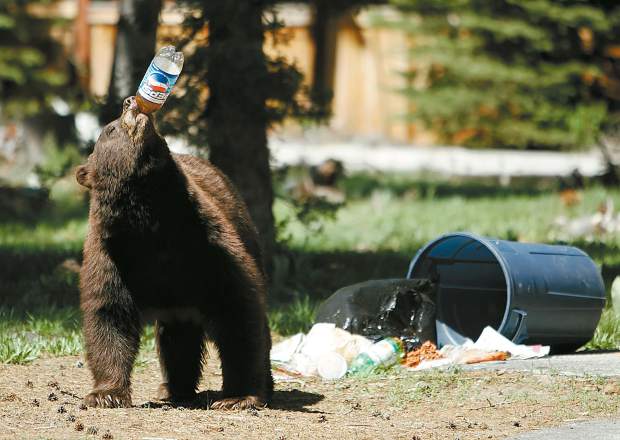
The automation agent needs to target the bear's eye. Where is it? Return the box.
[105,125,115,136]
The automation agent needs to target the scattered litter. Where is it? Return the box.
[273,323,549,378]
[406,327,549,371]
[271,323,373,379]
[317,352,348,380]
[315,278,436,350]
[472,326,549,360]
[348,337,404,375]
[460,350,508,365]
[402,341,443,369]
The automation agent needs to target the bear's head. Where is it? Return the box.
[76,96,170,191]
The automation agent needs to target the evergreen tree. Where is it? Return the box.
[0,0,81,187]
[160,1,316,272]
[0,0,74,120]
[391,0,620,150]
[100,0,162,124]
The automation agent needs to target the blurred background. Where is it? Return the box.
[1,0,619,363]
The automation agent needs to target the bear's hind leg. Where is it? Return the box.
[156,320,205,402]
[210,305,272,410]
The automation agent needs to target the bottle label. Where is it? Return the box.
[138,61,179,105]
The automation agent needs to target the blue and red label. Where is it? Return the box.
[138,62,179,105]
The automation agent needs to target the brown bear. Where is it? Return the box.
[76,96,273,410]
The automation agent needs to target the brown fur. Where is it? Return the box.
[77,97,273,410]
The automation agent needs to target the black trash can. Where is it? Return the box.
[407,232,606,352]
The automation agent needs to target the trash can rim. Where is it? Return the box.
[406,231,513,335]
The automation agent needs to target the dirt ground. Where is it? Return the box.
[0,353,618,440]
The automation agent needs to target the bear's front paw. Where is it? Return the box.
[84,389,132,408]
[210,395,266,411]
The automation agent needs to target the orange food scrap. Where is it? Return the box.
[463,351,508,364]
[402,341,443,368]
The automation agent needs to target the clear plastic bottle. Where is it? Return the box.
[347,337,404,375]
[136,46,184,113]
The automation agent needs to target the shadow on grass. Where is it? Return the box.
[0,183,86,308]
[272,249,413,302]
[0,185,88,227]
[268,249,413,335]
[0,247,81,308]
[0,245,413,311]
[141,389,325,413]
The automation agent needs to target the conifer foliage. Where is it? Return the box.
[0,0,73,120]
[393,0,620,149]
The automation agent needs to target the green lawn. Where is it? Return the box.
[1,172,619,363]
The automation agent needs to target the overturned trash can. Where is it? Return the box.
[407,232,606,353]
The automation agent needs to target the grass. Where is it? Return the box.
[1,172,619,364]
[585,308,620,350]
[268,295,318,336]
[0,308,82,364]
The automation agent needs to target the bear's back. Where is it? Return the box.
[172,153,263,273]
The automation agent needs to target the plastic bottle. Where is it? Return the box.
[347,337,404,375]
[136,46,184,113]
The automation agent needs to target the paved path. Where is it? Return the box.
[507,419,620,439]
[268,140,606,177]
[461,352,620,377]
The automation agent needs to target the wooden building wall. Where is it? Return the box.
[37,1,426,143]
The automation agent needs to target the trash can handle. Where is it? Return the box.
[511,309,528,344]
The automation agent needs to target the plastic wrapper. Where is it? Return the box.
[314,278,437,351]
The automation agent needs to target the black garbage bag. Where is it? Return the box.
[315,278,437,350]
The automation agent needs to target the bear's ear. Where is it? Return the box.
[76,164,92,189]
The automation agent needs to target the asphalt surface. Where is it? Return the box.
[470,352,620,439]
[507,419,620,440]
[268,140,606,177]
[461,351,620,377]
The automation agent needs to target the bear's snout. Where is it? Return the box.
[123,96,139,112]
[121,96,151,140]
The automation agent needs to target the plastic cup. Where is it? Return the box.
[317,352,348,380]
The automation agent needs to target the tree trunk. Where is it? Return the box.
[100,0,162,123]
[310,0,340,107]
[74,0,90,90]
[204,2,276,275]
